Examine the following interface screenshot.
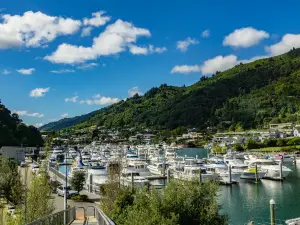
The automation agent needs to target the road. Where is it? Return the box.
[19,163,99,216]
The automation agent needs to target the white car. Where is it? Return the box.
[57,185,78,198]
[31,164,40,173]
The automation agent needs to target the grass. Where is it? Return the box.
[249,145,300,152]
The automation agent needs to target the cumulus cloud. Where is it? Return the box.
[266,34,300,56]
[83,11,111,27]
[200,55,238,75]
[17,68,35,75]
[61,113,69,118]
[50,69,75,74]
[13,110,44,118]
[128,87,143,97]
[0,11,81,49]
[34,123,44,128]
[65,96,78,103]
[77,62,98,70]
[171,65,201,74]
[223,27,269,48]
[202,30,210,38]
[45,19,151,64]
[129,44,167,55]
[30,87,50,98]
[81,27,93,37]
[171,54,269,75]
[176,37,199,52]
[2,69,11,75]
[80,94,120,105]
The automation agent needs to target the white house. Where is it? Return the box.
[294,128,300,137]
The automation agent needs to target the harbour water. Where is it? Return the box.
[179,148,300,225]
[59,148,300,224]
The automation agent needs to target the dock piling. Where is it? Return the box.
[228,165,232,184]
[279,161,283,180]
[270,199,276,225]
[255,164,258,184]
[199,170,202,184]
[131,172,134,192]
[167,169,170,184]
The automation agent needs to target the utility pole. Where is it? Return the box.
[64,150,68,224]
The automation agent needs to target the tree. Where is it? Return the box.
[25,172,55,223]
[70,171,86,193]
[233,143,244,152]
[0,157,24,205]
[108,179,227,225]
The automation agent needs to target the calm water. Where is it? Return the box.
[59,148,300,224]
[180,148,300,225]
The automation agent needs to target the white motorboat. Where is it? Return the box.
[147,162,169,175]
[125,161,151,177]
[173,165,218,182]
[273,154,294,164]
[120,169,149,189]
[86,164,108,186]
[247,159,292,179]
[240,168,266,180]
[68,166,87,178]
[205,163,240,182]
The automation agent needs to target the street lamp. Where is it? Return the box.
[64,149,68,225]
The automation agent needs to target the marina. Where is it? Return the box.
[48,145,300,224]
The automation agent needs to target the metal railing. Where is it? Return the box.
[25,206,115,225]
[95,207,115,225]
[26,207,75,225]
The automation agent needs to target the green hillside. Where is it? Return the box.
[0,100,43,147]
[39,111,98,131]
[43,48,300,132]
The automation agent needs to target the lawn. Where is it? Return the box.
[249,145,300,152]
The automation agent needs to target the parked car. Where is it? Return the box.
[31,164,40,173]
[20,161,26,167]
[57,185,79,198]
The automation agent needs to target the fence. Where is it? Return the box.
[26,207,76,225]
[25,206,115,225]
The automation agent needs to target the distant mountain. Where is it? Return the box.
[41,48,300,131]
[39,111,98,131]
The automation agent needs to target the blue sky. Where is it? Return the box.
[0,0,300,127]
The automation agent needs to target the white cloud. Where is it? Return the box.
[34,123,43,128]
[45,19,151,64]
[200,55,238,75]
[77,62,98,70]
[83,11,111,27]
[80,94,120,105]
[50,69,75,74]
[13,110,44,118]
[65,96,78,103]
[239,55,268,64]
[0,11,81,49]
[176,37,199,52]
[202,30,210,38]
[81,27,93,37]
[129,45,148,55]
[2,69,11,75]
[61,113,69,118]
[171,65,201,74]
[128,87,143,97]
[266,34,300,56]
[30,87,50,98]
[171,54,268,75]
[17,68,35,75]
[129,44,167,55]
[223,27,269,48]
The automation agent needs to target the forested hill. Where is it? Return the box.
[0,101,43,147]
[39,111,98,131]
[42,48,300,131]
